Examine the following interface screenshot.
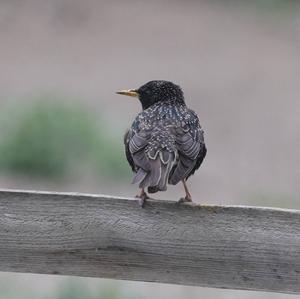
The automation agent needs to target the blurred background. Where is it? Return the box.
[0,0,299,298]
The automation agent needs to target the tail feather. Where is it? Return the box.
[132,150,175,193]
[139,172,151,188]
[158,163,168,191]
[158,155,174,190]
[149,158,162,186]
[169,155,196,185]
[132,168,147,185]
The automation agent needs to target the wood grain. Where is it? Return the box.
[0,189,299,294]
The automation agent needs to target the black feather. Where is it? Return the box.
[186,143,207,180]
[124,130,135,172]
[123,80,206,193]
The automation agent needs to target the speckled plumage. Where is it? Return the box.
[123,80,206,195]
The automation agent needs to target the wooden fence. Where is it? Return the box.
[0,189,299,294]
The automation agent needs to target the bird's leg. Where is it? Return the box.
[135,188,149,208]
[178,179,193,203]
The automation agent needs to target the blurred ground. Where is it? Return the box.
[0,0,299,298]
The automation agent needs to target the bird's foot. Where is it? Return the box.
[135,191,149,208]
[178,196,193,204]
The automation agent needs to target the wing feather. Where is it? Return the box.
[125,106,206,190]
[169,109,206,185]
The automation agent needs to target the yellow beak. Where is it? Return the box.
[116,89,139,97]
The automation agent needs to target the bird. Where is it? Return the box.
[117,80,206,207]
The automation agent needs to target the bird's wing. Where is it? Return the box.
[186,141,207,180]
[125,108,205,190]
[125,117,176,191]
[123,130,136,172]
[124,126,152,183]
[128,130,151,172]
[169,109,206,185]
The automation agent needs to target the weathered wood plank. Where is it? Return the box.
[0,189,299,294]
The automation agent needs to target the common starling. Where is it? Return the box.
[117,80,206,207]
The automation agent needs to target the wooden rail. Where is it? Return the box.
[0,189,299,294]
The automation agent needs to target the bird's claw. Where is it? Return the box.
[135,192,149,208]
[178,196,193,204]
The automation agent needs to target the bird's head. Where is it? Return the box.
[116,80,185,110]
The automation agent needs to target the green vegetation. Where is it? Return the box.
[0,97,129,181]
[216,0,299,16]
[237,0,298,14]
[52,280,141,299]
[0,276,141,299]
